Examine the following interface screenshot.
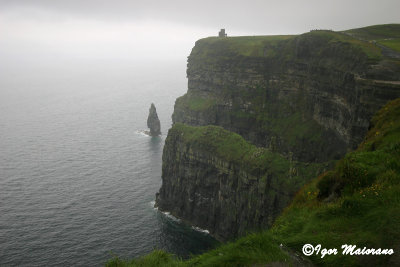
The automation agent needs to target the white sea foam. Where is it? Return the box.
[149,201,157,210]
[153,206,182,223]
[135,130,151,137]
[161,211,181,222]
[152,202,209,233]
[191,226,210,234]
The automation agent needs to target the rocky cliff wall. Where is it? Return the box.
[157,29,400,241]
[173,32,400,162]
[156,124,325,241]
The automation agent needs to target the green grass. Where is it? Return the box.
[175,94,217,112]
[378,38,400,53]
[169,122,323,179]
[189,24,400,66]
[304,30,382,61]
[106,234,292,267]
[186,232,291,266]
[175,87,328,162]
[193,35,294,58]
[343,24,400,56]
[106,250,183,267]
[271,98,400,266]
[226,35,294,57]
[107,98,400,266]
[105,24,400,266]
[344,24,400,40]
[192,27,390,62]
[337,35,382,60]
[270,111,324,147]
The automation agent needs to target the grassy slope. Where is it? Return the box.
[108,98,400,266]
[344,24,400,53]
[106,233,291,267]
[309,30,382,61]
[379,39,400,53]
[106,25,400,266]
[188,24,399,76]
[191,35,294,59]
[192,27,385,62]
[344,24,400,40]
[169,123,323,177]
[271,98,400,266]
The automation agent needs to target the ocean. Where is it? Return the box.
[0,60,217,266]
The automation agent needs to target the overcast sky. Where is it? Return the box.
[0,0,399,65]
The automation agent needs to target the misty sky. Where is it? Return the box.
[0,0,399,65]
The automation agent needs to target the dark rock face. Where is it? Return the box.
[155,124,325,241]
[173,33,400,162]
[157,32,400,241]
[147,103,161,136]
[157,132,283,241]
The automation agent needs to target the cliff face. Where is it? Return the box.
[156,28,400,241]
[156,124,324,241]
[173,32,400,162]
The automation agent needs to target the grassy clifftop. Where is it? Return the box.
[169,123,324,177]
[344,24,400,53]
[344,24,400,39]
[190,24,400,67]
[191,27,389,62]
[107,98,400,266]
[191,35,294,58]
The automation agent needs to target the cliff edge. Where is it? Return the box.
[156,24,400,241]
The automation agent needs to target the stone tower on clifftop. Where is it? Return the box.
[218,29,227,37]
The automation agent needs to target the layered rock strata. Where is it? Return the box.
[156,30,400,241]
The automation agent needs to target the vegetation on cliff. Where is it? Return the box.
[169,123,324,177]
[191,23,400,61]
[175,24,400,164]
[107,24,400,266]
[190,28,381,62]
[156,123,327,241]
[344,24,400,53]
[270,98,400,266]
[108,98,400,266]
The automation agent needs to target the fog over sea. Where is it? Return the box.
[0,60,217,266]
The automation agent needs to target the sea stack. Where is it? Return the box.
[147,103,161,136]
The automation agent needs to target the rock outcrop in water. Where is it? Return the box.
[156,26,400,241]
[147,103,161,136]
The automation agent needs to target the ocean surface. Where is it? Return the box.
[0,60,218,266]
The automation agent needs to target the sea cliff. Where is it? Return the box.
[173,31,400,162]
[156,123,324,240]
[108,24,400,267]
[156,25,400,241]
